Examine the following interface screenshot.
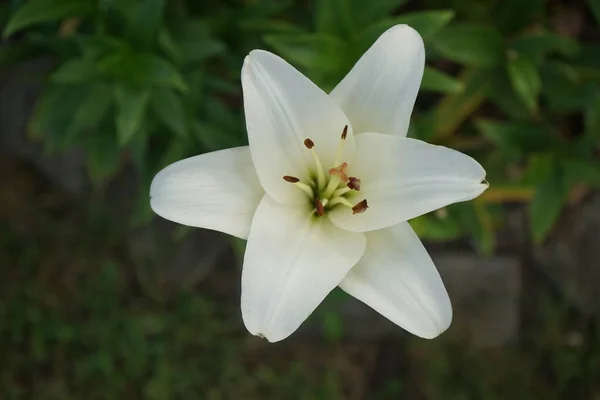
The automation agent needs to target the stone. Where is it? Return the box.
[434,252,521,347]
[534,193,600,317]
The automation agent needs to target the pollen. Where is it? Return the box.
[284,125,368,218]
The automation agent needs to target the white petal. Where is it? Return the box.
[150,146,263,239]
[329,133,487,232]
[330,25,424,136]
[339,222,452,339]
[241,195,366,342]
[242,50,354,205]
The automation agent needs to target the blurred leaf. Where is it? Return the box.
[432,68,494,139]
[421,66,463,93]
[192,120,239,152]
[321,311,343,342]
[3,0,93,37]
[348,0,408,29]
[0,42,40,66]
[50,57,97,83]
[264,33,347,79]
[563,158,600,188]
[29,84,89,145]
[511,32,580,63]
[136,54,188,91]
[314,0,354,38]
[584,89,600,142]
[386,10,455,39]
[476,120,554,155]
[169,20,225,66]
[410,213,462,241]
[493,0,545,34]
[150,88,187,138]
[158,29,182,64]
[431,24,504,66]
[115,85,150,146]
[84,133,120,184]
[69,84,113,135]
[540,62,590,112]
[473,201,495,255]
[488,69,531,119]
[125,0,165,51]
[529,161,568,243]
[506,55,541,112]
[588,0,600,24]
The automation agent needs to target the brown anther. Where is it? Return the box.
[314,198,325,216]
[283,175,300,183]
[347,177,361,191]
[328,162,349,183]
[341,125,348,140]
[352,199,368,215]
[304,138,315,149]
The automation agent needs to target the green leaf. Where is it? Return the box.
[0,42,40,66]
[136,54,188,92]
[431,24,504,66]
[150,88,187,138]
[314,0,354,38]
[506,55,541,112]
[50,58,97,84]
[563,158,600,188]
[493,0,545,34]
[584,88,600,142]
[487,68,531,119]
[263,33,347,75]
[84,133,120,184]
[476,119,555,154]
[114,85,150,146]
[125,0,165,51]
[348,0,408,29]
[69,84,113,135]
[540,62,589,112]
[511,32,580,63]
[587,0,600,24]
[421,66,463,93]
[410,213,462,241]
[3,0,93,37]
[529,165,568,243]
[385,10,455,39]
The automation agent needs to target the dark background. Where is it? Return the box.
[1,0,599,398]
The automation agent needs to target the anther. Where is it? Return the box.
[352,199,368,215]
[283,175,300,183]
[315,198,325,216]
[328,162,349,183]
[347,177,361,191]
[341,125,348,140]
[304,138,314,149]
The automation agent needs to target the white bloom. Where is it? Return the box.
[150,25,488,342]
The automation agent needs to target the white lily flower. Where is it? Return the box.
[150,25,488,342]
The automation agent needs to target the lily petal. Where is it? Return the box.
[329,133,487,232]
[339,222,452,339]
[242,195,366,342]
[150,146,263,239]
[330,25,424,136]
[242,50,354,205]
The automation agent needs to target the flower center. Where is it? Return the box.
[282,125,368,217]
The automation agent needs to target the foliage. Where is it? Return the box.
[2,0,599,249]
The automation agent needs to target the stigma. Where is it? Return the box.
[282,125,368,217]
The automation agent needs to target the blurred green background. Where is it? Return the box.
[1,0,599,398]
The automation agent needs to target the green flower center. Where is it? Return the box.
[283,125,368,217]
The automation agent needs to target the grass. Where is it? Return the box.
[1,157,599,399]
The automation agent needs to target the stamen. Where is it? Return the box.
[347,177,361,191]
[328,197,354,208]
[283,175,299,183]
[304,137,326,189]
[314,198,325,216]
[352,199,368,214]
[333,125,348,166]
[332,187,351,198]
[295,182,314,198]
